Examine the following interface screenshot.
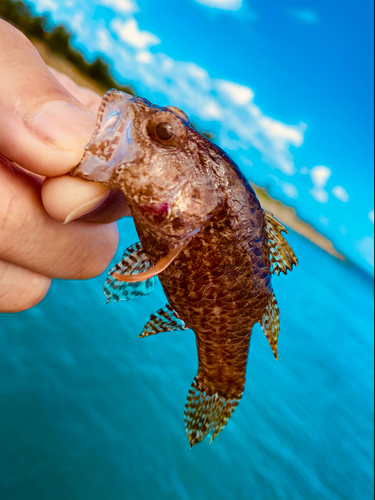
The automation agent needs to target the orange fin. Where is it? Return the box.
[112,241,187,283]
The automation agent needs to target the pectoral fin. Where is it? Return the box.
[259,292,280,360]
[139,304,190,338]
[264,211,298,276]
[112,241,187,283]
[104,242,155,303]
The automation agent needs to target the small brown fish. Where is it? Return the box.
[71,89,298,446]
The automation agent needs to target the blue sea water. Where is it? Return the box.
[0,219,373,500]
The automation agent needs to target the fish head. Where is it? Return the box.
[72,90,224,239]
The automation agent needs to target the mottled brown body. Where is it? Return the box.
[72,90,297,446]
[133,180,271,401]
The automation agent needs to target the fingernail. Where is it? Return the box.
[64,190,110,224]
[29,100,96,153]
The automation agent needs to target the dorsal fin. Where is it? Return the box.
[264,211,298,276]
[259,292,280,360]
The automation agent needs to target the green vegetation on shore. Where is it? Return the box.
[0,0,134,95]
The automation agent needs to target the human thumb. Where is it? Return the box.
[0,20,95,177]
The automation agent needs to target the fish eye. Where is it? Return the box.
[146,112,186,147]
[156,122,173,141]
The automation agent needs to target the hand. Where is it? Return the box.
[0,20,129,313]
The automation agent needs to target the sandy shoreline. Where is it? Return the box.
[251,184,344,260]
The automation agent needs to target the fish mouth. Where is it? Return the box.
[71,90,137,184]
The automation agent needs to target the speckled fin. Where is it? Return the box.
[264,211,298,275]
[104,242,154,303]
[139,304,189,338]
[184,378,241,447]
[260,292,280,360]
[111,240,189,283]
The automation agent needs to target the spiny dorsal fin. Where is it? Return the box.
[259,292,280,360]
[264,210,298,275]
[139,304,189,338]
[104,242,155,303]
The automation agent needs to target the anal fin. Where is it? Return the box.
[104,242,155,303]
[139,304,190,338]
[259,292,280,360]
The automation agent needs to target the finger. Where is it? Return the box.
[41,69,130,222]
[42,176,131,224]
[0,20,95,176]
[0,156,119,280]
[47,67,102,114]
[0,259,51,313]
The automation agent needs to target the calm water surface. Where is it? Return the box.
[0,218,373,500]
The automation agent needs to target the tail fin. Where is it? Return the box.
[184,377,241,447]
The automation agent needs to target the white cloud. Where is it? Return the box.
[136,51,153,64]
[194,0,242,11]
[369,210,374,224]
[70,12,87,38]
[310,188,329,203]
[356,237,375,267]
[310,165,332,188]
[186,63,209,82]
[291,8,320,25]
[34,0,58,11]
[307,168,350,205]
[308,165,331,203]
[99,0,139,13]
[217,80,254,105]
[332,185,349,202]
[201,100,223,120]
[254,117,305,174]
[281,182,299,199]
[259,117,304,146]
[240,156,253,168]
[97,28,113,52]
[319,214,329,226]
[111,18,160,49]
[68,15,305,177]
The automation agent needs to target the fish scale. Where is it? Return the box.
[71,89,298,447]
[133,200,271,442]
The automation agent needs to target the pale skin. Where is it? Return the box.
[0,20,130,313]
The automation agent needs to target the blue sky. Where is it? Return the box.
[28,0,374,273]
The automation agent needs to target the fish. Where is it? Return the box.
[71,89,298,447]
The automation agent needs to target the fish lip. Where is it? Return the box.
[71,91,136,183]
